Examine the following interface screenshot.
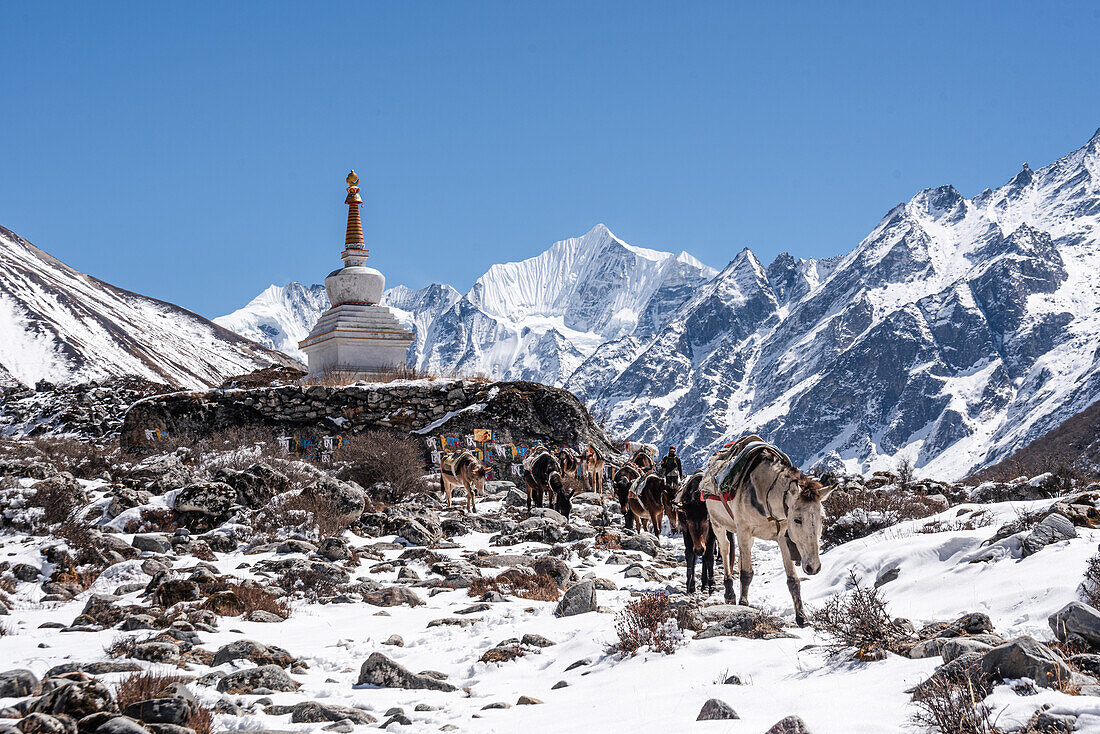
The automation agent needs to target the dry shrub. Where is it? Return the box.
[31,480,87,526]
[1,436,115,479]
[823,486,941,548]
[55,520,115,575]
[276,566,340,600]
[336,429,427,505]
[467,572,561,602]
[810,572,912,659]
[594,532,621,550]
[614,592,684,656]
[910,659,996,734]
[105,634,152,659]
[207,582,290,619]
[115,671,213,734]
[246,491,346,542]
[1082,550,1100,608]
[918,513,996,534]
[123,507,177,534]
[301,362,441,387]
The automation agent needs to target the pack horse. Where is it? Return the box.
[440,450,489,512]
[701,436,833,626]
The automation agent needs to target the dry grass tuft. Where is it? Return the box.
[614,592,684,656]
[468,572,561,602]
[593,532,621,550]
[1082,549,1100,608]
[909,659,996,734]
[115,671,213,734]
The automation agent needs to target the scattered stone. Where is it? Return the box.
[212,640,295,668]
[216,665,299,694]
[764,716,813,734]
[516,696,542,705]
[363,588,423,608]
[357,653,456,692]
[565,658,591,671]
[122,697,194,726]
[0,669,39,697]
[942,638,993,662]
[554,580,596,617]
[723,674,743,685]
[980,636,1071,688]
[551,680,568,689]
[697,699,739,720]
[520,633,555,648]
[1049,601,1100,648]
[383,635,404,647]
[290,702,376,725]
[1021,513,1077,557]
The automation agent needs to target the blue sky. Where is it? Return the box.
[3,3,1099,318]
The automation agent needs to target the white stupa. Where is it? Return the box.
[298,171,414,378]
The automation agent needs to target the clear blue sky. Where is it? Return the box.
[3,3,1099,318]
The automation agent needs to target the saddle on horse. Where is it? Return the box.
[442,450,476,476]
[703,438,791,501]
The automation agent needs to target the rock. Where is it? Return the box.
[1035,710,1077,733]
[908,638,948,659]
[362,587,423,608]
[942,638,993,662]
[13,563,40,582]
[246,610,284,623]
[303,477,366,523]
[213,462,288,508]
[275,539,317,555]
[564,658,590,670]
[131,642,179,664]
[396,520,438,547]
[516,696,542,705]
[551,680,568,690]
[0,669,40,697]
[131,534,172,554]
[980,636,1071,688]
[290,702,376,725]
[216,665,299,694]
[122,698,194,726]
[95,716,153,734]
[530,557,574,589]
[764,716,813,734]
[383,635,404,647]
[520,633,555,648]
[621,532,660,556]
[212,640,296,668]
[153,579,201,607]
[696,699,739,721]
[17,712,78,733]
[1049,601,1100,648]
[173,482,236,525]
[931,612,995,638]
[873,567,900,588]
[32,679,117,719]
[554,580,596,617]
[357,653,456,692]
[317,537,351,562]
[1021,513,1077,557]
[695,606,766,639]
[723,674,743,685]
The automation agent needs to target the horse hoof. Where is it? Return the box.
[795,615,807,628]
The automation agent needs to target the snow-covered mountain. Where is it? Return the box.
[0,225,300,389]
[220,128,1100,480]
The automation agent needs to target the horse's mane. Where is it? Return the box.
[772,461,824,499]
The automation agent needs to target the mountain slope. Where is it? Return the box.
[0,225,300,389]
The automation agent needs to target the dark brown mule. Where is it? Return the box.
[558,448,581,481]
[582,445,606,494]
[677,471,716,594]
[611,462,643,530]
[624,472,675,535]
[523,451,570,518]
[632,449,656,471]
[440,450,488,512]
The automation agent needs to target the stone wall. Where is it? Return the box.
[120,379,614,459]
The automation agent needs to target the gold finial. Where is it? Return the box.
[346,170,359,187]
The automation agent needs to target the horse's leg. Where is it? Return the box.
[525,478,533,511]
[684,533,697,594]
[712,518,735,602]
[778,536,807,627]
[737,531,754,607]
[702,530,716,592]
[467,480,475,513]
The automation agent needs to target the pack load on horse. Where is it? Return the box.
[701,435,834,626]
[677,469,715,594]
[558,447,582,482]
[440,450,489,513]
[631,448,656,471]
[581,444,606,494]
[523,445,571,518]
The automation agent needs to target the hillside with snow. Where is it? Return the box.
[220,128,1100,480]
[0,225,300,389]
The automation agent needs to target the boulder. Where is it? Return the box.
[289,701,376,725]
[16,712,77,733]
[979,636,1071,687]
[530,557,574,589]
[127,454,190,492]
[1049,601,1100,648]
[317,537,351,562]
[554,580,596,617]
[357,653,456,692]
[696,699,739,721]
[216,665,299,694]
[1021,513,1077,557]
[765,716,813,734]
[94,716,152,734]
[621,532,660,557]
[212,640,296,668]
[131,642,179,664]
[695,606,766,639]
[153,579,201,607]
[122,698,194,726]
[213,462,288,508]
[362,588,423,608]
[173,482,236,525]
[942,638,993,662]
[303,477,366,522]
[32,679,117,720]
[0,669,40,697]
[131,534,172,555]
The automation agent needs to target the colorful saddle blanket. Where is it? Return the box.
[703,438,791,500]
[441,450,475,476]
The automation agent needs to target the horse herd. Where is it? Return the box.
[439,436,833,626]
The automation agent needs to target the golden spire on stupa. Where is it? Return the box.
[344,170,365,249]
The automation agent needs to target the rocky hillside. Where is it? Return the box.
[2,432,1100,731]
[970,397,1100,482]
[0,225,301,390]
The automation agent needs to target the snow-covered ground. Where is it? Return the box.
[4,479,1100,733]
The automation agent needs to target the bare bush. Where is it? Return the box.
[200,581,290,619]
[276,566,340,600]
[301,363,441,387]
[823,486,941,548]
[0,436,115,479]
[467,572,561,602]
[30,478,87,526]
[810,572,912,659]
[336,430,427,505]
[910,659,996,734]
[123,507,177,534]
[614,592,684,656]
[896,456,915,488]
[594,532,621,550]
[245,490,347,542]
[1082,550,1100,608]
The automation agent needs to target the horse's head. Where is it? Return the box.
[783,472,834,575]
[472,464,489,493]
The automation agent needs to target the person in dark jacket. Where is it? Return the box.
[659,446,683,479]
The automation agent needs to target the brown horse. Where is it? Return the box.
[582,445,606,494]
[632,449,656,472]
[558,447,581,481]
[611,462,644,530]
[678,471,716,594]
[440,450,488,512]
[702,436,833,626]
[624,472,676,535]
